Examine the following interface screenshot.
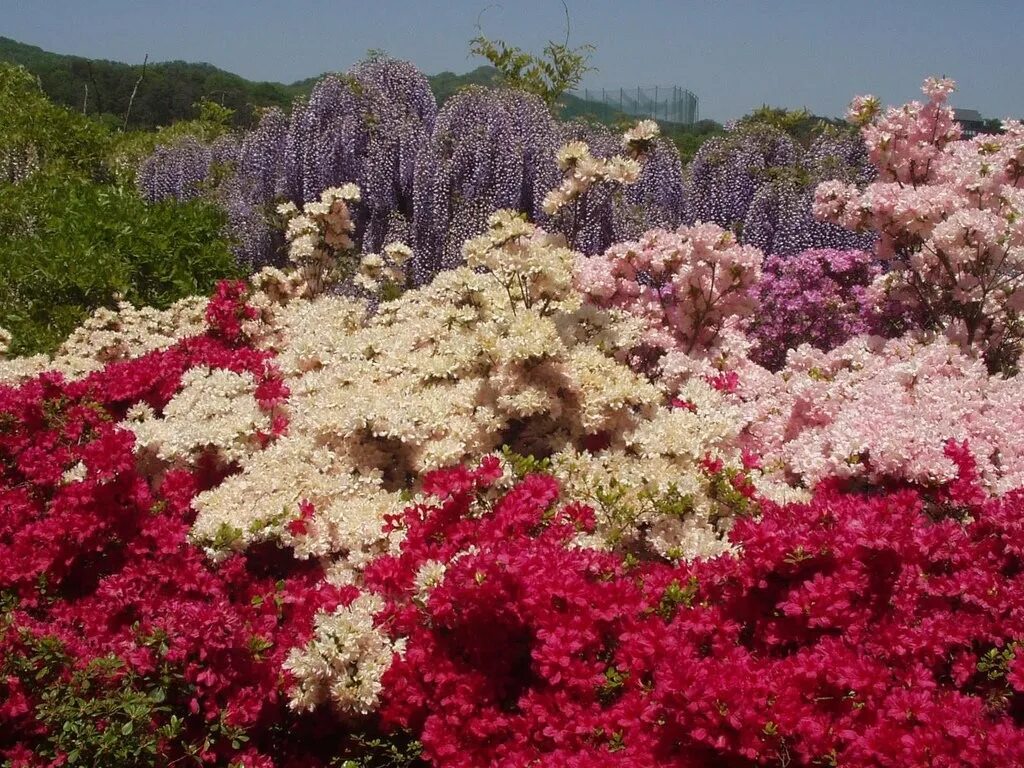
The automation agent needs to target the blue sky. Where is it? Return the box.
[2,0,1022,121]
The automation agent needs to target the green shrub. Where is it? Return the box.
[0,62,111,182]
[0,171,239,356]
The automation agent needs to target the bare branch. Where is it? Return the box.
[122,53,149,131]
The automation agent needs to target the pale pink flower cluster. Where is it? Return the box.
[815,78,1024,370]
[744,335,1024,494]
[541,121,658,216]
[278,184,361,297]
[861,76,960,185]
[575,222,762,358]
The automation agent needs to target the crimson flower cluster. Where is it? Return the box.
[364,455,1024,767]
[0,283,360,767]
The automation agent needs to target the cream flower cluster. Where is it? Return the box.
[621,119,661,157]
[127,366,271,469]
[278,184,361,297]
[462,210,575,311]
[542,120,659,216]
[191,215,755,568]
[283,593,401,716]
[190,434,405,582]
[0,296,208,385]
[354,241,413,296]
[412,559,448,603]
[0,326,10,359]
[550,376,753,561]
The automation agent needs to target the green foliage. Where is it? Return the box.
[738,105,849,147]
[656,576,700,621]
[0,625,249,767]
[661,120,727,164]
[469,9,595,110]
[0,62,111,182]
[0,170,238,355]
[0,36,302,129]
[35,656,178,767]
[428,65,502,105]
[499,446,553,479]
[329,732,424,768]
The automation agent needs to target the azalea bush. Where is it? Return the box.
[361,455,1024,768]
[0,285,343,766]
[815,78,1024,373]
[4,73,1024,768]
[746,248,881,370]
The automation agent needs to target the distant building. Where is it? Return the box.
[953,108,999,139]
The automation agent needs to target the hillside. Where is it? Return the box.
[0,36,306,128]
[0,37,725,134]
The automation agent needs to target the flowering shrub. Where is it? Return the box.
[356,458,1024,767]
[747,248,880,369]
[815,77,1024,372]
[0,283,362,766]
[277,184,361,297]
[191,214,760,573]
[541,121,657,250]
[139,62,685,283]
[744,335,1024,493]
[575,222,761,360]
[8,65,1024,768]
[682,122,876,256]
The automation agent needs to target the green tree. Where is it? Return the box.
[0,62,111,182]
[469,4,594,110]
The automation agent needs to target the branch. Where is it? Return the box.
[122,53,149,131]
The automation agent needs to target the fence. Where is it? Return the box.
[573,85,699,125]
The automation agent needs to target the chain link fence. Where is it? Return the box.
[573,86,699,125]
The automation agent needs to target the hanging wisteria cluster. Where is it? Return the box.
[138,58,437,271]
[137,136,213,203]
[682,124,876,256]
[137,58,692,281]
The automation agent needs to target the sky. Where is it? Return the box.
[2,0,1022,122]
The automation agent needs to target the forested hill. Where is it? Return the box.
[0,35,725,157]
[0,36,303,128]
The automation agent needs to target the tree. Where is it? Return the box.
[469,2,594,110]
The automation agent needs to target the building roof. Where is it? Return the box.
[953,108,984,122]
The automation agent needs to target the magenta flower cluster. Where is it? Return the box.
[746,248,879,369]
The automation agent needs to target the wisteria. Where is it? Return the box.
[139,58,437,271]
[411,87,535,282]
[682,124,800,228]
[741,175,875,256]
[681,123,876,257]
[138,60,692,283]
[137,135,212,202]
